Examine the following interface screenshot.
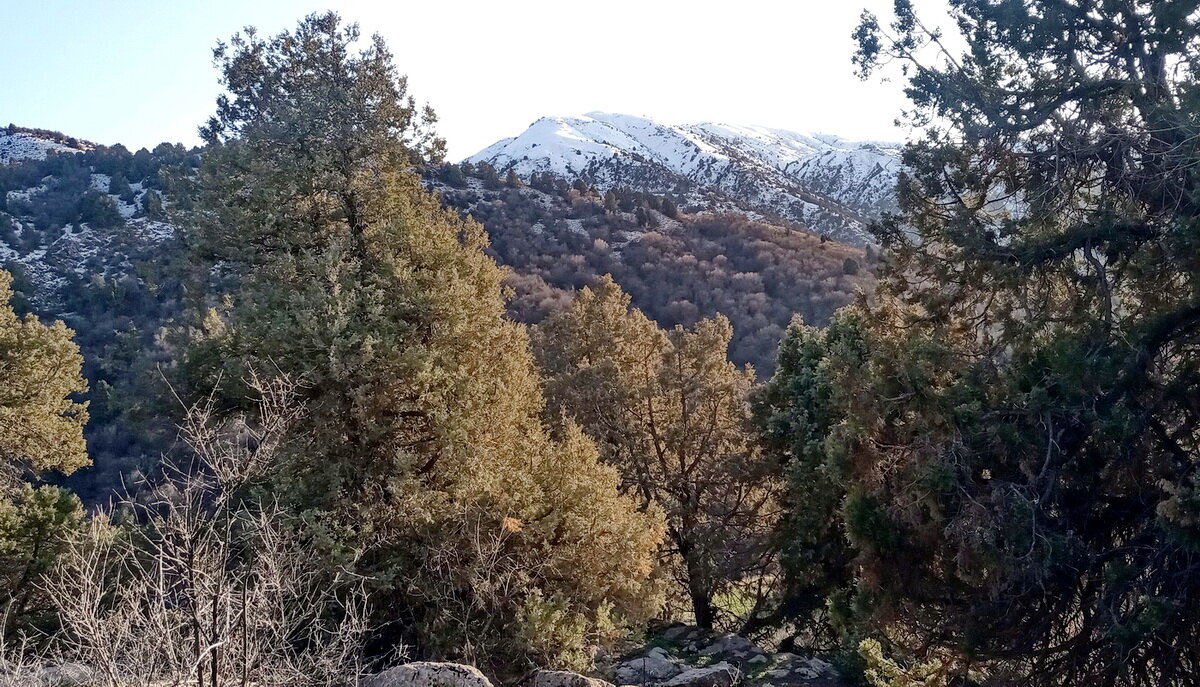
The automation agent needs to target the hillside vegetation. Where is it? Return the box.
[1,3,1198,686]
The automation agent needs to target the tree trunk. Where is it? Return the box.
[685,555,716,630]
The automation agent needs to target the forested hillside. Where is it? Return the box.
[1,2,1198,686]
[431,166,874,374]
[0,125,873,504]
[0,136,197,500]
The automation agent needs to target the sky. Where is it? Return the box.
[0,0,951,160]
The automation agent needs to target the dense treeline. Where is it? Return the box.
[1,3,1198,686]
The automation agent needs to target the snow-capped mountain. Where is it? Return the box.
[466,112,902,244]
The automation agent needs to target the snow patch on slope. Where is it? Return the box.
[0,130,89,165]
[466,112,902,244]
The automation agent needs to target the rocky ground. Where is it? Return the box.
[33,626,847,687]
[604,624,844,687]
[363,625,846,687]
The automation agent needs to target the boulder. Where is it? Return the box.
[39,664,94,687]
[361,662,494,687]
[759,655,845,687]
[615,649,683,685]
[698,635,761,662]
[659,663,740,687]
[793,658,835,681]
[660,624,694,642]
[525,669,615,687]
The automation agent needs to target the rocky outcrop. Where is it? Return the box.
[762,654,839,685]
[615,646,685,685]
[524,669,616,687]
[356,627,844,687]
[659,663,740,687]
[616,625,846,687]
[361,662,494,687]
[698,635,767,666]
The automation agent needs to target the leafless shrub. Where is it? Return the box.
[41,373,368,687]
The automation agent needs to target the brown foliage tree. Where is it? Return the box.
[535,276,781,631]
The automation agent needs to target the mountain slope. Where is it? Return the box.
[466,112,901,244]
[0,123,878,500]
[0,126,93,164]
[428,166,875,375]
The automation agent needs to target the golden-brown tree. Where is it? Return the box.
[184,14,663,675]
[0,270,90,639]
[535,276,781,630]
[0,270,88,480]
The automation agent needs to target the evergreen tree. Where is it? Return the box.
[478,163,503,190]
[0,270,89,478]
[832,1,1200,683]
[535,276,779,631]
[0,484,84,637]
[437,162,468,188]
[0,269,88,637]
[141,189,165,220]
[661,196,678,219]
[603,190,618,214]
[107,173,134,202]
[77,190,123,229]
[751,314,864,643]
[188,14,662,674]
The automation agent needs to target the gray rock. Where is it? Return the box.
[615,651,683,686]
[661,625,694,641]
[525,669,614,687]
[772,653,799,665]
[793,666,820,681]
[804,658,834,676]
[698,635,759,661]
[746,655,769,666]
[659,663,740,687]
[39,664,94,687]
[361,662,493,687]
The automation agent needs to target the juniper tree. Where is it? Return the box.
[0,270,88,478]
[187,13,662,674]
[835,1,1200,683]
[535,276,780,631]
[751,313,867,645]
[0,270,88,637]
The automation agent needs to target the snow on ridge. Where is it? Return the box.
[466,112,900,177]
[0,130,89,165]
[464,112,903,244]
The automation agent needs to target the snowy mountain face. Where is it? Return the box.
[467,112,902,245]
[0,127,91,164]
[0,133,191,306]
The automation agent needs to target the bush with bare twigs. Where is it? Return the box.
[28,374,369,687]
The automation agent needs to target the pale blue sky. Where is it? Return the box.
[0,0,950,159]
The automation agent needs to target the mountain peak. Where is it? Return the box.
[465,113,900,244]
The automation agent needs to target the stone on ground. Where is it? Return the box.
[659,663,740,687]
[361,662,494,687]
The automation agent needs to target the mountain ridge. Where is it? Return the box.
[466,112,901,244]
[0,125,94,165]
